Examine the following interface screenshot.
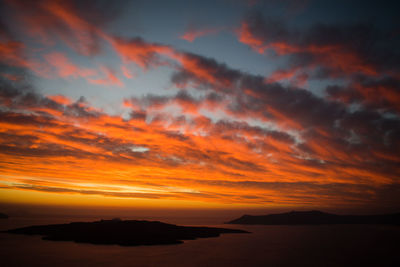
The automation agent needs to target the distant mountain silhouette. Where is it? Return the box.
[0,212,8,219]
[227,210,400,225]
[4,219,249,246]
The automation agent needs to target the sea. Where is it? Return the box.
[0,214,399,267]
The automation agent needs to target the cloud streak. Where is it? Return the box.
[180,26,222,42]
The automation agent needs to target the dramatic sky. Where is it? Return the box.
[0,0,399,212]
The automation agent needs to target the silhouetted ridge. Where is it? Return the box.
[4,219,249,246]
[227,210,400,225]
[0,212,8,219]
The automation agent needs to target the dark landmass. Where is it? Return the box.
[0,213,8,219]
[4,219,249,246]
[227,210,400,225]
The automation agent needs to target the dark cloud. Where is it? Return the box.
[327,76,400,113]
[0,0,126,56]
[239,12,400,78]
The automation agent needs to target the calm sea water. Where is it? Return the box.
[1,215,399,267]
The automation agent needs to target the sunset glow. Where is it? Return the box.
[0,0,399,212]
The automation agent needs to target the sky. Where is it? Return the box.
[0,0,399,213]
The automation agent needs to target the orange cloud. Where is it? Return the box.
[180,27,221,42]
[0,40,26,67]
[265,67,309,87]
[43,0,105,55]
[44,52,97,78]
[111,37,173,69]
[47,94,72,105]
[1,73,22,81]
[237,22,267,54]
[6,0,107,55]
[88,66,124,87]
[121,65,135,79]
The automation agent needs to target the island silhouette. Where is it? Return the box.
[0,212,8,219]
[4,219,249,246]
[227,210,400,225]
